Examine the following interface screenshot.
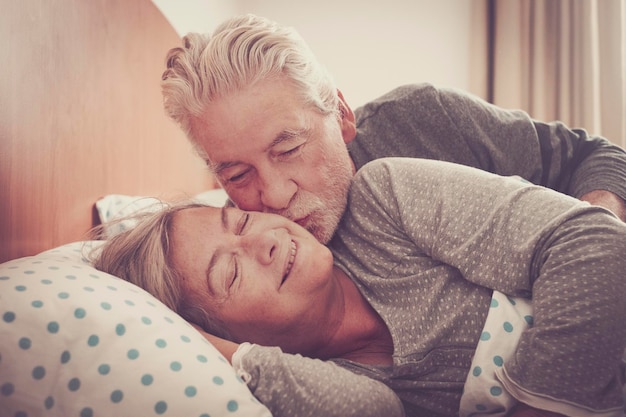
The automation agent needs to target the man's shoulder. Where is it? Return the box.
[357,83,438,110]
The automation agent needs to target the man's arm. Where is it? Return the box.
[580,189,626,221]
[351,84,626,217]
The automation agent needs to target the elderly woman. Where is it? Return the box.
[93,157,626,417]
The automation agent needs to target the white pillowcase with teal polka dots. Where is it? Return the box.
[0,241,272,417]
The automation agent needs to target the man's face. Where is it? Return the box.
[191,77,356,243]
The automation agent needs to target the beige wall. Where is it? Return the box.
[153,0,488,107]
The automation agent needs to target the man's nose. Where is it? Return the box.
[258,171,297,211]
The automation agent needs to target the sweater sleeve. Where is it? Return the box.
[351,83,626,201]
[232,344,406,417]
[344,156,626,295]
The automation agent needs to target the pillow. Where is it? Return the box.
[95,188,229,238]
[0,241,272,417]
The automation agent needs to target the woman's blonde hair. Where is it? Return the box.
[90,202,229,338]
[161,14,339,158]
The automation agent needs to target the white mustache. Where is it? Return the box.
[268,191,326,222]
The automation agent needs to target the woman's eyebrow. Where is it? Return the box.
[205,207,229,295]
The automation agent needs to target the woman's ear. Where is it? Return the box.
[337,89,356,144]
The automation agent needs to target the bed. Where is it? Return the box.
[0,1,272,416]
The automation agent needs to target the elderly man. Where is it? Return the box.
[161,14,626,244]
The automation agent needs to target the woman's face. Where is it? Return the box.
[168,205,338,350]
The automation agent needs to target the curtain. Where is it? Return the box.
[488,0,626,149]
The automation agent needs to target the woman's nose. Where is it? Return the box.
[241,230,278,265]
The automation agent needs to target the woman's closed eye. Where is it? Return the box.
[227,256,239,291]
[237,212,250,235]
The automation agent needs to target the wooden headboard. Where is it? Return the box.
[0,0,216,263]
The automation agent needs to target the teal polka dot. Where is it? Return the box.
[1,382,14,396]
[107,285,118,291]
[156,339,167,348]
[31,300,44,308]
[47,321,60,333]
[115,324,126,336]
[15,285,27,292]
[200,414,210,417]
[110,389,123,403]
[472,366,482,377]
[80,407,93,417]
[87,335,99,347]
[32,366,46,380]
[58,292,70,299]
[181,335,191,343]
[98,364,110,375]
[184,386,197,397]
[83,286,95,292]
[48,266,60,270]
[125,300,135,306]
[0,276,9,280]
[507,297,516,305]
[170,361,182,371]
[489,386,503,396]
[141,374,154,386]
[197,355,208,363]
[493,355,504,366]
[524,315,534,325]
[164,316,174,324]
[74,308,86,319]
[44,395,54,409]
[68,378,81,391]
[100,302,112,310]
[213,376,224,385]
[3,311,15,323]
[127,349,139,360]
[490,298,499,308]
[141,316,152,325]
[227,400,238,412]
[65,275,77,280]
[41,279,53,285]
[480,331,491,341]
[155,401,167,414]
[60,350,71,364]
[19,337,31,350]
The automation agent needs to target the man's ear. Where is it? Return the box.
[337,89,356,144]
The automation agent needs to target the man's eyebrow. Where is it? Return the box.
[205,207,229,295]
[206,160,237,176]
[269,127,307,147]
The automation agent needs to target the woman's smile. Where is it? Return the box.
[281,239,297,287]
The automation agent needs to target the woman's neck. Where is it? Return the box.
[314,266,394,366]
